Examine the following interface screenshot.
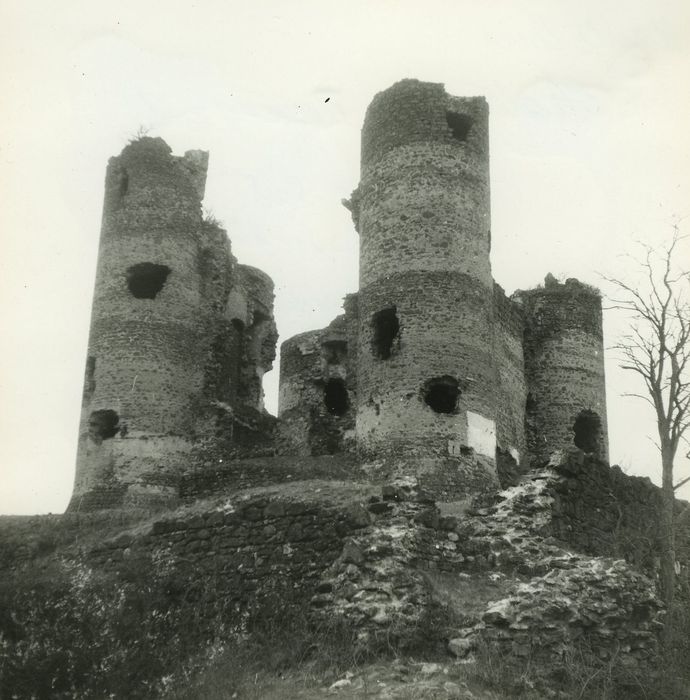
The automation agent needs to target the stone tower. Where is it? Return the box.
[518,277,609,463]
[277,78,610,495]
[345,79,499,488]
[70,137,277,511]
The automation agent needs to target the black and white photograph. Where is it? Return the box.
[1,1,689,698]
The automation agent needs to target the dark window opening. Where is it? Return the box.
[88,409,119,443]
[372,307,399,360]
[126,263,171,299]
[446,111,473,142]
[322,339,347,365]
[423,376,460,414]
[525,392,537,415]
[573,410,602,453]
[324,378,349,416]
[118,168,129,197]
[84,356,96,399]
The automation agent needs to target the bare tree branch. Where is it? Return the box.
[604,228,690,605]
[674,475,690,491]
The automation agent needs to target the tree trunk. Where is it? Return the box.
[660,447,676,610]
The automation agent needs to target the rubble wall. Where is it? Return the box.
[547,453,690,580]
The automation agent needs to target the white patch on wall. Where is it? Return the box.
[466,411,496,457]
[509,447,520,464]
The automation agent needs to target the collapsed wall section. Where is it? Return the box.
[516,276,608,464]
[278,313,356,456]
[234,265,278,412]
[547,452,690,580]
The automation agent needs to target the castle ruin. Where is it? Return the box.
[70,79,608,511]
[6,79,690,698]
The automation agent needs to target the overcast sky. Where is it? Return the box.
[1,0,689,514]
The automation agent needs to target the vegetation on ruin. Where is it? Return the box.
[1,548,688,699]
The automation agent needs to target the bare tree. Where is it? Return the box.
[604,230,690,607]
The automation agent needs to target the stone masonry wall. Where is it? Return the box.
[348,81,497,488]
[6,463,682,687]
[277,318,356,456]
[516,277,608,464]
[86,482,376,621]
[547,452,690,581]
[70,138,277,512]
[72,138,213,510]
[355,272,497,458]
[492,283,527,466]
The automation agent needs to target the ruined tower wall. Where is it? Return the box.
[71,138,213,510]
[278,330,328,456]
[278,316,355,456]
[235,265,278,411]
[517,280,609,464]
[349,80,498,488]
[70,138,277,511]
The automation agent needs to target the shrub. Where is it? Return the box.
[0,555,238,699]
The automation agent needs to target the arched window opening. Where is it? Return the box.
[423,376,460,414]
[573,410,602,453]
[446,111,473,142]
[126,263,171,299]
[88,409,120,443]
[324,378,349,416]
[371,307,399,360]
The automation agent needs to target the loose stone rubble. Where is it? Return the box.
[311,455,667,668]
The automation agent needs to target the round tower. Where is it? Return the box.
[517,276,609,463]
[346,79,499,489]
[70,137,212,510]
